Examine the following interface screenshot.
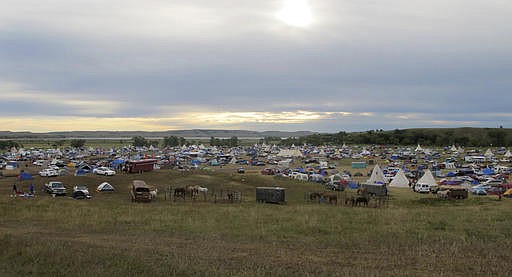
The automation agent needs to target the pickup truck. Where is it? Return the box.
[45,181,67,196]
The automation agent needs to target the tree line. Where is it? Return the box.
[278,128,512,147]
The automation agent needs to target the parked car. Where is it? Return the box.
[261,168,275,175]
[237,167,245,174]
[414,183,433,193]
[32,160,45,166]
[45,181,67,196]
[73,185,91,199]
[130,180,152,202]
[326,182,345,191]
[39,168,59,177]
[472,186,487,195]
[93,167,116,176]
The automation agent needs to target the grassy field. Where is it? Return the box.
[1,165,511,276]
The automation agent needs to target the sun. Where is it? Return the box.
[276,0,314,28]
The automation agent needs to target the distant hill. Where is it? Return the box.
[0,129,315,139]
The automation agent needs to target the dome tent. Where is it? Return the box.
[96,182,115,192]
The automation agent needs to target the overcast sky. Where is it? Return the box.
[1,0,511,133]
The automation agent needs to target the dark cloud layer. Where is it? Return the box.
[0,0,511,131]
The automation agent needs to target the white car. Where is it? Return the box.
[32,160,45,166]
[39,168,59,177]
[93,167,116,176]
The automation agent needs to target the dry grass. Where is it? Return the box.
[1,166,512,276]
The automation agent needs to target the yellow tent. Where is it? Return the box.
[504,188,512,198]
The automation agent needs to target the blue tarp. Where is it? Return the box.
[446,172,456,177]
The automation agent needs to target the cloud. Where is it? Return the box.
[0,1,511,132]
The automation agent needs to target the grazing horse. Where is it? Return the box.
[174,187,186,199]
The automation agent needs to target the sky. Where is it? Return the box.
[1,0,511,133]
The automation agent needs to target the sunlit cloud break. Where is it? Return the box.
[190,111,332,124]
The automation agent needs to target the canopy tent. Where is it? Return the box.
[96,182,115,192]
[389,169,410,188]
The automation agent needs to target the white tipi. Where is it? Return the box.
[366,164,388,184]
[389,169,410,188]
[416,169,437,187]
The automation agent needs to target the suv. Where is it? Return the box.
[45,181,67,196]
[73,185,91,199]
[130,180,152,202]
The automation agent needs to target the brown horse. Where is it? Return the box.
[322,192,338,205]
[355,196,369,207]
[186,185,200,199]
[345,196,355,206]
[309,192,323,202]
[309,192,337,205]
[174,187,186,199]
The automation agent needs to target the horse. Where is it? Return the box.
[174,187,186,200]
[322,192,337,205]
[186,185,200,199]
[345,196,355,206]
[197,186,208,200]
[309,192,323,202]
[150,188,158,200]
[355,196,369,207]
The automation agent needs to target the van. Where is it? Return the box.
[414,183,432,193]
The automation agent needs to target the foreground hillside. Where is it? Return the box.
[1,169,511,276]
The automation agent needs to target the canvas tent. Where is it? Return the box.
[389,169,410,188]
[415,144,424,152]
[366,164,388,185]
[96,182,115,192]
[416,170,437,187]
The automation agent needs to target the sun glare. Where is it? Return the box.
[276,0,314,28]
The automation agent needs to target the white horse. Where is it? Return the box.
[150,188,158,200]
[197,186,208,200]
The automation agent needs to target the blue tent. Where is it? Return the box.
[17,172,33,180]
[348,182,360,189]
[75,169,88,176]
[446,172,456,177]
[110,159,125,169]
[482,168,495,175]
